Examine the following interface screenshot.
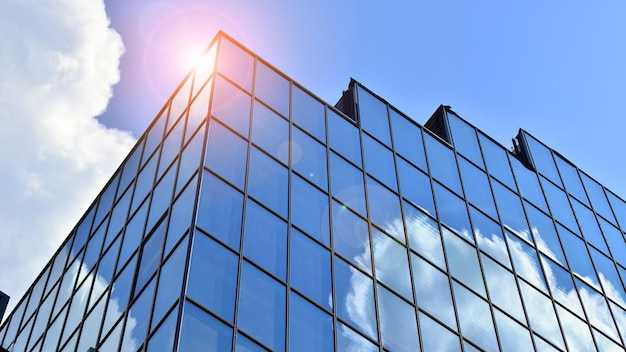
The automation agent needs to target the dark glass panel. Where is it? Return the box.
[211,76,251,137]
[290,228,332,309]
[248,147,288,218]
[411,253,456,329]
[288,292,334,352]
[146,162,176,232]
[397,157,435,217]
[146,305,178,352]
[251,100,289,164]
[119,141,143,195]
[291,175,330,245]
[197,171,243,250]
[329,152,366,217]
[372,230,412,301]
[205,120,248,190]
[447,112,483,168]
[254,62,289,118]
[423,133,462,195]
[243,199,288,280]
[328,109,362,167]
[216,37,253,92]
[238,262,286,352]
[236,334,268,352]
[479,134,516,190]
[179,301,233,351]
[131,153,157,213]
[390,109,427,172]
[292,86,326,142]
[459,158,497,219]
[363,134,397,191]
[106,187,131,250]
[332,201,372,274]
[292,127,328,191]
[334,257,378,341]
[94,172,120,229]
[377,285,419,352]
[188,232,238,322]
[135,218,166,294]
[118,199,147,270]
[357,85,391,146]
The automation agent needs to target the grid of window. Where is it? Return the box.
[4,32,626,352]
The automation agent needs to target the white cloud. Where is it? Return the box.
[0,0,135,321]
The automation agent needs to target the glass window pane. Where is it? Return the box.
[288,292,334,352]
[135,220,166,294]
[193,42,216,95]
[559,227,599,289]
[217,37,253,92]
[479,134,516,190]
[397,158,435,217]
[459,158,496,219]
[434,183,472,239]
[366,178,402,241]
[372,230,412,301]
[404,202,445,270]
[492,180,529,234]
[328,109,362,167]
[158,119,184,179]
[598,218,626,268]
[169,78,192,131]
[146,305,178,352]
[291,176,330,245]
[554,155,588,204]
[254,62,289,118]
[541,177,578,232]
[188,232,238,322]
[124,279,155,346]
[290,228,332,309]
[177,127,205,195]
[448,112,483,168]
[165,175,198,253]
[236,334,268,352]
[506,231,548,292]
[493,308,533,352]
[248,148,288,218]
[363,134,397,191]
[424,133,462,195]
[336,322,378,352]
[471,207,511,269]
[411,253,456,329]
[292,86,326,142]
[179,301,233,352]
[251,100,289,164]
[292,127,328,191]
[357,86,391,146]
[243,200,288,280]
[518,280,565,349]
[443,228,486,296]
[482,256,525,323]
[419,312,461,351]
[390,109,427,172]
[571,199,608,253]
[151,238,187,330]
[510,157,549,213]
[540,255,584,317]
[238,262,286,352]
[205,120,248,190]
[377,285,419,352]
[332,201,372,274]
[452,282,498,351]
[525,203,565,265]
[581,173,616,224]
[334,257,378,341]
[211,76,251,137]
[607,191,626,230]
[329,152,366,217]
[523,133,561,187]
[197,171,243,250]
[185,78,211,143]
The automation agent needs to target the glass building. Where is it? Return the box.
[3,31,626,352]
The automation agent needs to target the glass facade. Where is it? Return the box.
[2,31,626,351]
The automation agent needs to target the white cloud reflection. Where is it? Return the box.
[337,211,626,351]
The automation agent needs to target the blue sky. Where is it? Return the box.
[1,0,626,320]
[101,0,626,197]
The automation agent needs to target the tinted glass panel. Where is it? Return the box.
[254,62,289,118]
[357,86,391,146]
[292,86,326,142]
[448,112,483,168]
[329,152,366,216]
[404,202,445,270]
[479,134,516,190]
[290,229,332,309]
[292,127,328,190]
[390,109,427,171]
[397,158,435,217]
[248,148,288,218]
[363,134,397,191]
[459,158,496,218]
[523,133,561,187]
[424,133,462,195]
[377,285,419,351]
[291,176,330,245]
[452,282,498,351]
[328,109,362,167]
[372,230,412,301]
[243,200,288,280]
[216,37,253,92]
[179,301,233,351]
[205,120,248,190]
[411,253,456,329]
[366,178,402,241]
[332,201,372,274]
[289,292,334,352]
[211,76,251,137]
[251,100,289,164]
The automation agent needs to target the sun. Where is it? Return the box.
[183,45,206,70]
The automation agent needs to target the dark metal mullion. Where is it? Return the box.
[420,126,465,350]
[230,49,256,352]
